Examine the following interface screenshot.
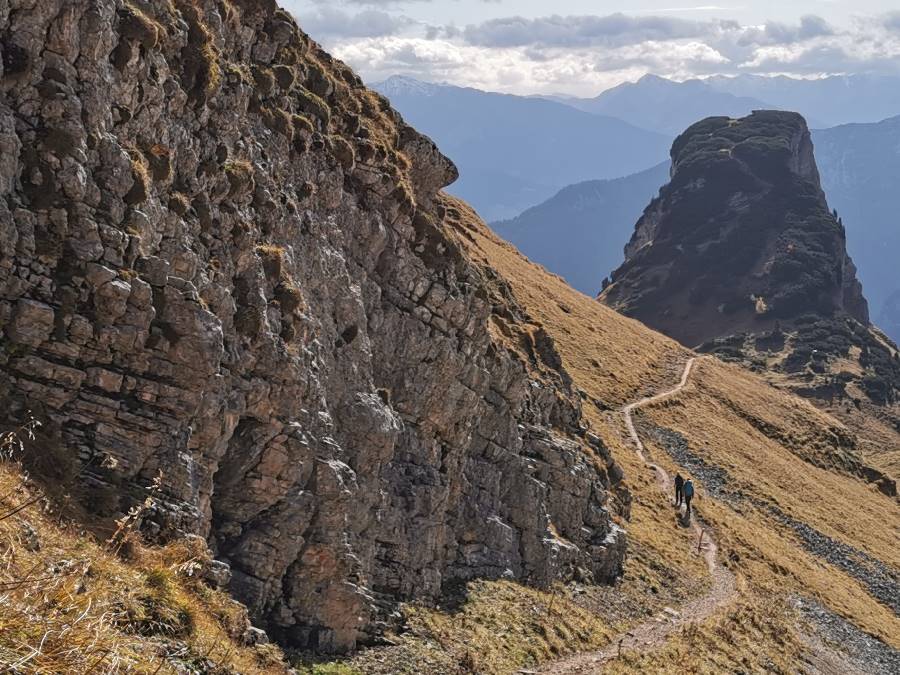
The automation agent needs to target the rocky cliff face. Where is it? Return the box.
[0,0,625,652]
[603,111,868,345]
[601,111,898,416]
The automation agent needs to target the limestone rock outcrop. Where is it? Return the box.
[0,0,626,652]
[602,111,869,346]
[600,111,898,443]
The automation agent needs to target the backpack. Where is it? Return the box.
[683,481,694,497]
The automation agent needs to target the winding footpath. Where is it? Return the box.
[537,357,737,673]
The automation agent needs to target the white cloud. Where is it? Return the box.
[333,36,734,94]
[300,7,411,38]
[299,10,900,96]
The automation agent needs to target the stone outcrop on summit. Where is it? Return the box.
[602,111,869,347]
[0,0,626,652]
[600,111,899,479]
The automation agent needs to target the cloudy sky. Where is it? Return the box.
[280,1,900,96]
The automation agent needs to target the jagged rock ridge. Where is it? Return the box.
[0,0,626,652]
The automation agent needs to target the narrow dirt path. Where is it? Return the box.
[535,357,737,673]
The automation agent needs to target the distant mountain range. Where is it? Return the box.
[492,163,670,295]
[548,75,777,136]
[814,115,900,339]
[375,74,900,222]
[375,74,900,342]
[373,76,670,221]
[548,73,900,134]
[704,74,900,129]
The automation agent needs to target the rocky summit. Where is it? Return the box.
[601,111,868,346]
[0,0,626,652]
[600,111,899,436]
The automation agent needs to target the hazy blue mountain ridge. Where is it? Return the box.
[814,115,900,341]
[373,76,670,221]
[707,74,900,128]
[552,74,776,136]
[492,162,671,295]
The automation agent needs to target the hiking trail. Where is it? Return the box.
[534,357,737,673]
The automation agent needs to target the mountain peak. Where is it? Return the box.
[636,73,676,86]
[604,110,867,343]
[600,110,899,411]
[374,74,443,97]
[670,110,821,184]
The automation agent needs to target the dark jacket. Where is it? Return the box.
[674,474,684,489]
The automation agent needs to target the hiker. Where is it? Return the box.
[674,473,684,507]
[683,478,695,519]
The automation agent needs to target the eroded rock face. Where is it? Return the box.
[603,111,869,347]
[0,0,626,651]
[600,110,899,416]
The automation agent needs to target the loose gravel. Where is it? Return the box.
[644,425,900,616]
[793,596,900,674]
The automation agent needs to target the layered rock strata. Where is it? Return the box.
[0,0,626,651]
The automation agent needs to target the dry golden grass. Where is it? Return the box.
[638,358,900,646]
[406,580,616,671]
[441,197,900,668]
[713,330,900,479]
[0,446,290,674]
[606,596,806,673]
[124,146,151,205]
[333,580,625,675]
[444,198,687,406]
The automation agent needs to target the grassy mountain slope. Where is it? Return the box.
[347,200,899,673]
[0,446,290,673]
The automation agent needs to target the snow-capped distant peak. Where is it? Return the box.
[373,75,441,97]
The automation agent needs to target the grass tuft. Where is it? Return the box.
[0,424,292,673]
[119,2,164,49]
[124,146,151,205]
[296,87,331,127]
[224,159,255,197]
[175,0,221,102]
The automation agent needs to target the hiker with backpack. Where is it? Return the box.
[674,473,684,507]
[683,478,695,519]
